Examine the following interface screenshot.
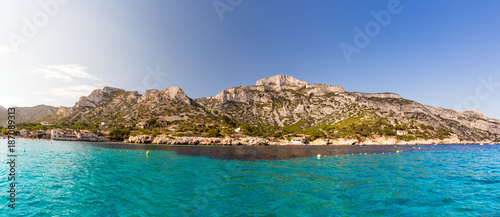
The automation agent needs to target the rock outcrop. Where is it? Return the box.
[138,86,191,105]
[75,86,125,108]
[125,135,154,143]
[255,74,308,90]
[124,135,270,146]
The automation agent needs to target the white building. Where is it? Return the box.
[397,130,408,136]
[234,127,241,133]
[291,137,305,145]
[51,129,78,141]
[40,122,51,126]
[101,122,109,127]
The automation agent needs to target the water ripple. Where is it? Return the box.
[0,140,499,216]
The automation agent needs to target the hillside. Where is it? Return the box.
[6,75,500,144]
[0,105,58,127]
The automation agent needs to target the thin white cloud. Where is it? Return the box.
[0,45,13,54]
[46,85,99,99]
[36,67,72,82]
[32,64,102,82]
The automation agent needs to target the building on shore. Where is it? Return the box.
[291,137,305,145]
[74,129,98,142]
[51,129,101,142]
[51,129,78,141]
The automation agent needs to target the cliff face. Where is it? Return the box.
[210,75,344,104]
[196,75,499,142]
[8,75,500,143]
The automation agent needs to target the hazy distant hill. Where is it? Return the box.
[0,106,6,127]
[0,105,58,127]
[6,75,500,143]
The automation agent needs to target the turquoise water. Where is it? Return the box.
[1,140,499,216]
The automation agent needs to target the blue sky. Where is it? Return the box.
[1,0,500,119]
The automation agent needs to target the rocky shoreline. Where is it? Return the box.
[125,135,271,146]
[124,135,496,146]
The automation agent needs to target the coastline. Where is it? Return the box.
[11,138,497,160]
[9,136,497,146]
[123,134,497,146]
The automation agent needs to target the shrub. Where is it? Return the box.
[397,135,416,141]
[152,129,160,137]
[108,129,130,141]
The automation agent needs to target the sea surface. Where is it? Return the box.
[1,139,499,216]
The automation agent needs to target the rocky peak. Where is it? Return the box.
[138,86,191,104]
[256,74,308,90]
[75,86,125,108]
[212,75,345,104]
[161,86,187,99]
[161,86,191,104]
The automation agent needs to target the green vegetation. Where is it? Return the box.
[108,128,130,141]
[151,129,160,137]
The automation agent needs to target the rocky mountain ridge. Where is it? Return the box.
[4,75,500,143]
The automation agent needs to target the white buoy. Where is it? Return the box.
[317,154,321,159]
